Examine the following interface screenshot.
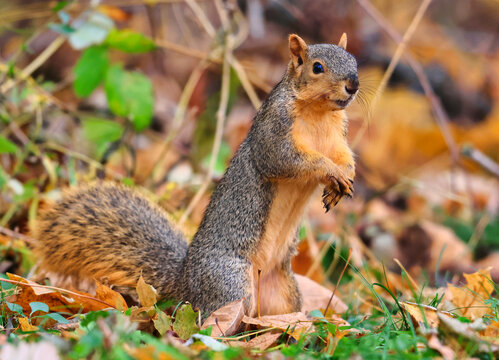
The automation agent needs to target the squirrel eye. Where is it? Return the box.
[312,62,324,74]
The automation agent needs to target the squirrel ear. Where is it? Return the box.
[338,33,347,50]
[289,34,308,67]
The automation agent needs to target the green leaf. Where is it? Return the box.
[0,274,15,290]
[68,11,114,50]
[105,65,154,131]
[0,135,18,154]
[172,304,199,340]
[29,302,49,316]
[105,29,156,53]
[74,46,109,97]
[46,312,69,324]
[52,1,68,12]
[83,118,124,147]
[153,311,172,336]
[6,302,24,315]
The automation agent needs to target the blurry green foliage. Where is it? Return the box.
[0,135,19,154]
[73,45,109,97]
[105,29,156,53]
[105,65,154,131]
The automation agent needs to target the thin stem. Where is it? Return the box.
[177,34,233,226]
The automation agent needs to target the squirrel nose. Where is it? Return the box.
[345,75,359,95]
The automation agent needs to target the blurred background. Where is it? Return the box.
[0,0,498,293]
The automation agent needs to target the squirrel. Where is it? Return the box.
[34,34,358,318]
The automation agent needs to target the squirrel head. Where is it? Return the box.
[287,34,359,111]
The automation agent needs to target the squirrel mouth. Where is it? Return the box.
[335,97,352,108]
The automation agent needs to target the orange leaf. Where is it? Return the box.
[95,281,128,311]
[448,268,494,320]
[18,317,38,332]
[136,276,157,307]
[400,301,439,328]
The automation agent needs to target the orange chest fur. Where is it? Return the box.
[291,110,348,160]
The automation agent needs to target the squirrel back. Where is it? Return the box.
[34,34,359,318]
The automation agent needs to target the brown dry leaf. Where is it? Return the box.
[136,276,158,307]
[239,332,282,350]
[427,334,455,360]
[448,268,494,320]
[242,312,313,339]
[95,281,128,311]
[18,317,39,332]
[421,220,472,272]
[295,274,347,314]
[201,299,245,337]
[400,301,439,328]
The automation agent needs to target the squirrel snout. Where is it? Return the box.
[345,75,359,95]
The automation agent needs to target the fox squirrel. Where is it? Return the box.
[34,34,358,318]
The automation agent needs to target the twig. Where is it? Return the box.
[0,278,115,309]
[355,0,459,162]
[324,248,352,315]
[147,59,210,182]
[229,55,261,109]
[184,0,216,37]
[351,0,433,149]
[215,318,226,337]
[1,36,66,94]
[257,269,262,318]
[177,33,233,225]
[154,38,211,60]
[462,145,499,178]
[0,226,37,246]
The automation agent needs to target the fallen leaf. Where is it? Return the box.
[153,311,172,336]
[18,317,38,332]
[400,301,439,328]
[448,268,494,320]
[173,304,199,340]
[95,281,128,311]
[462,268,494,297]
[427,334,455,360]
[242,312,313,339]
[240,332,282,350]
[6,273,118,316]
[136,276,158,307]
[296,274,347,314]
[421,220,473,272]
[201,299,245,337]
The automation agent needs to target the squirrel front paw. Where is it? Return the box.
[322,170,354,212]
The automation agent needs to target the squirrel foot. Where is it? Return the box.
[322,174,354,212]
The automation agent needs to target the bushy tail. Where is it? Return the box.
[33,183,188,298]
